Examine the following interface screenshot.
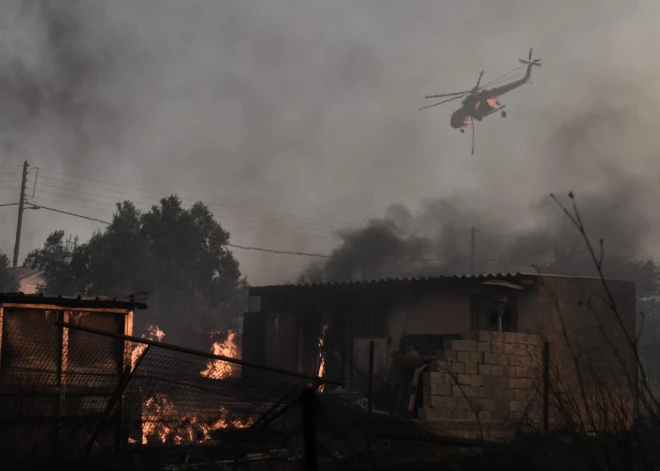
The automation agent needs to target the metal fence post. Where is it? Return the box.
[302,387,318,471]
[367,340,374,453]
[543,341,550,431]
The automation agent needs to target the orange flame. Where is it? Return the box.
[131,324,165,371]
[133,328,255,446]
[201,331,240,379]
[317,325,329,392]
[140,393,255,445]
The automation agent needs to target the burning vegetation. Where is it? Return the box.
[130,327,249,446]
[201,331,241,379]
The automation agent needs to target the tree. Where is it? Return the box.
[25,196,246,345]
[0,251,18,292]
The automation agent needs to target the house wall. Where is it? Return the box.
[19,273,45,294]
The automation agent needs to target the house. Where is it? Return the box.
[243,273,637,432]
[7,267,46,294]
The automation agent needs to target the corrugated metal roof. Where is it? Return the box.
[248,272,537,293]
[0,291,148,310]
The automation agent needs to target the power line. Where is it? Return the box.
[33,167,365,229]
[0,202,19,207]
[226,243,330,258]
[29,184,342,240]
[26,203,111,225]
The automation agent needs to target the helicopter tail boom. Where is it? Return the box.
[519,48,541,82]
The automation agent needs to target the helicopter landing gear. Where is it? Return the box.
[501,111,507,118]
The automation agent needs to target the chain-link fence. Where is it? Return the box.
[0,319,336,470]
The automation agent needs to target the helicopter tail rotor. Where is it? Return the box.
[519,48,541,67]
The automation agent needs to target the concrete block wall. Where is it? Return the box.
[418,331,543,432]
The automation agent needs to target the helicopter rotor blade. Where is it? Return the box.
[424,91,471,99]
[418,93,467,111]
[474,70,484,90]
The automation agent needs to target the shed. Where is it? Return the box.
[0,292,147,467]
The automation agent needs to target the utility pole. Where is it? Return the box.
[470,227,475,274]
[12,161,28,267]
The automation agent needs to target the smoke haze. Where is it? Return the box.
[1,0,660,285]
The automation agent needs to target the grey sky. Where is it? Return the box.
[1,0,659,285]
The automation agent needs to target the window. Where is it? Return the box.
[353,311,385,338]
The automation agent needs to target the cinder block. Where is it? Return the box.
[451,362,465,374]
[516,366,529,378]
[419,407,453,421]
[470,375,484,387]
[509,400,528,413]
[478,387,491,398]
[423,372,444,384]
[483,375,507,388]
[443,396,458,408]
[520,378,533,389]
[475,331,492,342]
[483,353,501,365]
[508,354,523,366]
[470,352,484,363]
[514,389,527,401]
[456,396,471,410]
[481,398,498,411]
[423,384,432,398]
[450,340,478,352]
[504,343,519,355]
[431,396,444,408]
[434,383,452,396]
[465,362,478,375]
[457,374,471,385]
[503,332,517,344]
[491,332,505,343]
[453,384,480,398]
[452,409,467,420]
[504,366,516,377]
[479,410,493,424]
[457,351,470,363]
[441,349,458,362]
[491,365,504,376]
[477,341,491,353]
[491,342,505,354]
[478,364,492,375]
[491,388,505,400]
[508,377,522,389]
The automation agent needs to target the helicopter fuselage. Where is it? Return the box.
[450,93,500,128]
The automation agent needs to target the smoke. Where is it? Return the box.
[1,0,660,287]
[304,74,660,282]
[0,1,119,167]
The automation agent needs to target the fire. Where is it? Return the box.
[131,324,165,371]
[317,325,329,392]
[140,393,255,445]
[200,331,240,379]
[130,327,256,446]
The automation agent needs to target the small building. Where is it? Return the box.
[243,273,637,431]
[8,267,46,294]
[0,292,147,467]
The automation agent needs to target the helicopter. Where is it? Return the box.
[420,48,541,154]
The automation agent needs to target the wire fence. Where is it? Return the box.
[0,320,335,469]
